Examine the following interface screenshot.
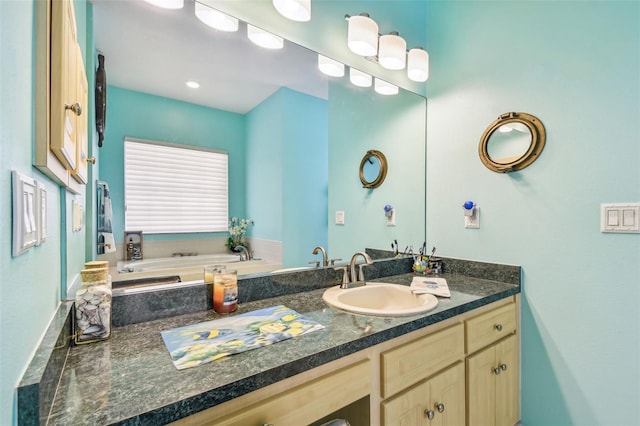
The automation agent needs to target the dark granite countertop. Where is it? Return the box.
[46,272,519,425]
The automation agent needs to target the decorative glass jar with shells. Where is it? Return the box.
[74,265,112,344]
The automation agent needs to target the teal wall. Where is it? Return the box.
[247,87,328,267]
[328,80,426,262]
[0,0,88,424]
[426,2,640,425]
[99,86,247,243]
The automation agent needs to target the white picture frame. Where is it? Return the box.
[12,171,39,256]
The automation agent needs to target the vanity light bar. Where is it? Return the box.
[273,0,311,22]
[345,13,430,83]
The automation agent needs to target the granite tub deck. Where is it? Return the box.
[46,272,520,425]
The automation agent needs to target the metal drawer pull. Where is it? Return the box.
[493,367,502,375]
[435,402,445,413]
[495,323,503,331]
[424,409,435,420]
[500,363,508,371]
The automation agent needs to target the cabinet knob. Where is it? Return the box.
[495,323,503,332]
[435,402,445,413]
[65,101,82,116]
[493,367,502,375]
[424,409,435,420]
[500,363,508,371]
[87,157,96,165]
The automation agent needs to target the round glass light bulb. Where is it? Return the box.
[378,33,407,70]
[186,81,200,89]
[349,68,372,87]
[273,0,311,22]
[247,25,284,49]
[143,0,183,9]
[347,15,379,57]
[194,2,239,32]
[407,48,429,82]
[318,55,345,77]
[374,78,399,95]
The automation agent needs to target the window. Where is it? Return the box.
[124,138,228,234]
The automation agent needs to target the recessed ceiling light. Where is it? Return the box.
[186,81,200,89]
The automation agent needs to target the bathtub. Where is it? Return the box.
[118,254,241,273]
[112,254,281,286]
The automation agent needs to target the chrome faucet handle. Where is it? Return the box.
[334,266,349,288]
[308,260,321,268]
[329,258,342,266]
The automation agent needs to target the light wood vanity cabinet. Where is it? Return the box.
[466,301,519,426]
[173,297,520,426]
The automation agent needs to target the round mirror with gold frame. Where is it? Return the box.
[359,150,388,188]
[479,112,546,173]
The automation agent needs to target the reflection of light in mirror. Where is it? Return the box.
[499,125,513,133]
[374,78,399,95]
[318,55,345,77]
[273,0,311,22]
[349,68,372,87]
[247,25,284,49]
[378,32,407,70]
[407,48,429,82]
[144,0,183,9]
[194,2,239,32]
[186,81,200,89]
[347,14,379,56]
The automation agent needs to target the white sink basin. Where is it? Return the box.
[322,282,438,317]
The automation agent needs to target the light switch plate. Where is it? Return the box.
[335,210,345,225]
[12,171,38,256]
[601,203,640,233]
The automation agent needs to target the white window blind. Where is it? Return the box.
[124,138,228,234]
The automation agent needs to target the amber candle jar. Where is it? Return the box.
[212,269,238,313]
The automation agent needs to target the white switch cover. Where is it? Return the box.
[12,171,38,256]
[335,210,345,225]
[601,203,640,233]
[465,207,480,229]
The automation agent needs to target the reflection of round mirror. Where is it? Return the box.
[359,150,388,188]
[479,112,545,173]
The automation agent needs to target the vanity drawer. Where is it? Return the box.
[465,302,516,354]
[381,323,464,399]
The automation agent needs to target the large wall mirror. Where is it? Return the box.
[93,0,426,276]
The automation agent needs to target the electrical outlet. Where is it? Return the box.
[386,209,396,226]
[465,207,480,229]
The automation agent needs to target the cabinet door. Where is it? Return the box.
[51,0,79,171]
[466,345,495,425]
[494,335,519,426]
[382,362,465,426]
[466,334,518,426]
[71,42,88,184]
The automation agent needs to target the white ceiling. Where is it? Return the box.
[92,0,328,114]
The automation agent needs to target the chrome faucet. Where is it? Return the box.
[312,246,328,267]
[236,245,251,261]
[349,252,373,284]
